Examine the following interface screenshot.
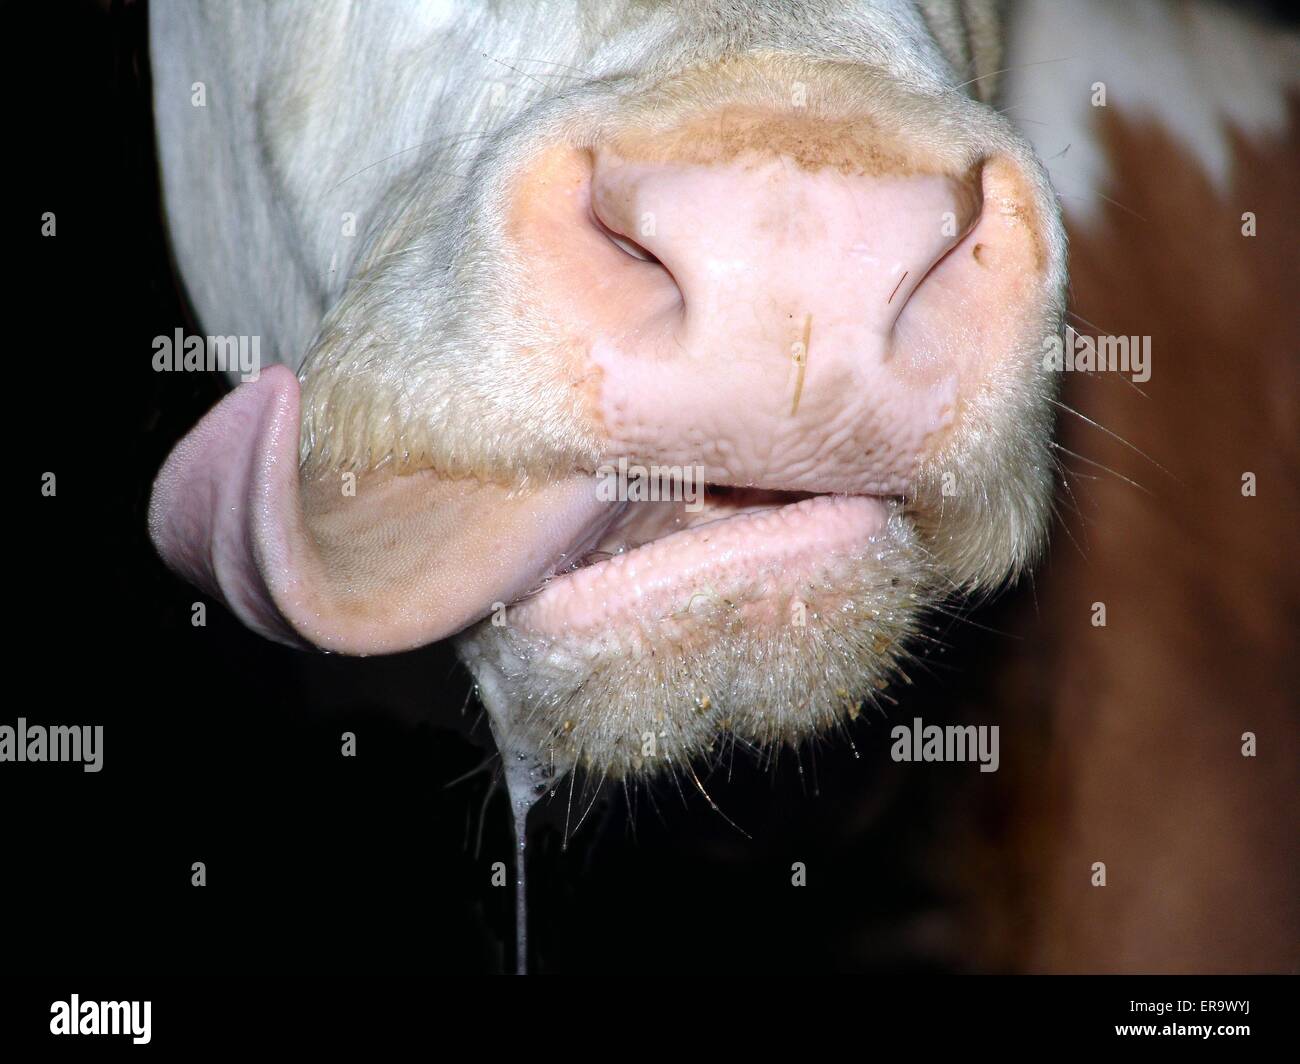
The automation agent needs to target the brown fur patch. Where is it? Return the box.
[974,97,1300,973]
[607,105,933,176]
[600,53,986,179]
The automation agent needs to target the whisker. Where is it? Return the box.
[492,56,596,78]
[684,759,751,840]
[948,54,1076,94]
[1048,397,1178,482]
[323,133,492,196]
[1050,440,1154,496]
[482,53,549,89]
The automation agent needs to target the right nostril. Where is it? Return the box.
[885,172,985,331]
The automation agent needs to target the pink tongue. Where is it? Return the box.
[147,366,611,654]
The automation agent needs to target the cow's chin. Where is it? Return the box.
[456,492,932,781]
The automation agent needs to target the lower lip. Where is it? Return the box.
[511,493,891,637]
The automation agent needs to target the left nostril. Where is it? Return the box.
[587,170,683,308]
[589,208,661,265]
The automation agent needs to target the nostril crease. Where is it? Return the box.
[885,185,984,336]
[587,194,684,311]
[589,206,661,265]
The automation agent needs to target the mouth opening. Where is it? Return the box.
[555,485,830,577]
[512,486,897,635]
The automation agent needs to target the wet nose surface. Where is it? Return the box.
[508,121,1051,496]
[590,151,980,493]
[591,153,980,342]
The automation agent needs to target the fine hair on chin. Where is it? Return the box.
[458,513,933,781]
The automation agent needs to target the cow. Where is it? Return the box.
[144,0,1297,972]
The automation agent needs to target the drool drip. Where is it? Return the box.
[481,686,560,976]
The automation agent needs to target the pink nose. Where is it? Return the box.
[591,153,981,348]
[509,127,1053,495]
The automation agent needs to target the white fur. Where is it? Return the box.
[1003,0,1300,227]
[153,1,968,371]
